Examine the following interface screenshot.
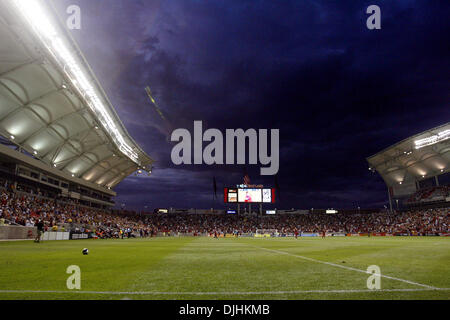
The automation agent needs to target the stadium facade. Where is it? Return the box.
[367,123,450,211]
[0,0,153,208]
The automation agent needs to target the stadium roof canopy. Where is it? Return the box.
[0,0,153,190]
[367,123,450,195]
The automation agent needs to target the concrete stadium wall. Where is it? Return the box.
[0,225,36,240]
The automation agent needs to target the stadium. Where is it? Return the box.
[0,0,449,302]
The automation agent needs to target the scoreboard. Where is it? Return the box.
[224,187,276,203]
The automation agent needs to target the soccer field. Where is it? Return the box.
[0,237,449,300]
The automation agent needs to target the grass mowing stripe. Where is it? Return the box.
[249,245,438,289]
[0,288,448,295]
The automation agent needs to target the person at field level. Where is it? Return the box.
[34,219,44,243]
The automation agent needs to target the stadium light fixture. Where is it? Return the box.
[10,135,15,140]
[33,150,38,155]
[10,0,141,165]
[414,129,450,149]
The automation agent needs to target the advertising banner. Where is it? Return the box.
[70,232,92,240]
[43,231,70,241]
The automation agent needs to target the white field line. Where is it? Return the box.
[0,288,448,296]
[250,245,438,289]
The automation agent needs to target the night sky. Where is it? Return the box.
[51,0,449,211]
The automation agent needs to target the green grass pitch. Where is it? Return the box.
[0,237,449,300]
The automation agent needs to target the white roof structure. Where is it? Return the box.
[367,123,450,196]
[0,0,153,190]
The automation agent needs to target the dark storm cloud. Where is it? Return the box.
[51,0,450,209]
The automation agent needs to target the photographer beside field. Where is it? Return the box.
[34,219,44,243]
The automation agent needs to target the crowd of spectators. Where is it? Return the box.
[0,189,448,237]
[407,186,450,204]
[0,190,153,238]
[140,208,449,235]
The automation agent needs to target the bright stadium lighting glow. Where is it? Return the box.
[10,135,15,140]
[414,129,450,149]
[10,0,140,165]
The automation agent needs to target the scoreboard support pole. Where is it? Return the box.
[259,203,262,215]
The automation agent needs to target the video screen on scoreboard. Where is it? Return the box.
[262,189,272,203]
[227,189,238,203]
[238,188,262,203]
